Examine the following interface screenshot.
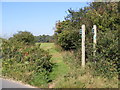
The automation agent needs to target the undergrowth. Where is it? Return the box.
[53,51,118,88]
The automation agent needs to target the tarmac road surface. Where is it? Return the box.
[0,78,36,88]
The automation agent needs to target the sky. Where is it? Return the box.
[1,2,90,38]
[0,2,2,37]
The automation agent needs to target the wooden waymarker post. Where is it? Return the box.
[93,25,97,56]
[81,25,85,67]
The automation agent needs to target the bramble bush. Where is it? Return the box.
[1,31,54,86]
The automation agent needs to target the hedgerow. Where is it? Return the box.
[54,2,119,77]
[1,31,54,86]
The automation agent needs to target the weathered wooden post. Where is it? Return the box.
[93,25,97,56]
[81,25,85,67]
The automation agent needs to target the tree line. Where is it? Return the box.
[35,35,54,43]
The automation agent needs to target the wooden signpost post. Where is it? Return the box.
[93,25,97,56]
[81,25,85,67]
[80,25,96,67]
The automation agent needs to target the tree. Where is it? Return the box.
[9,31,35,45]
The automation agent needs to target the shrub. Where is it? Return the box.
[57,30,81,50]
[93,30,119,77]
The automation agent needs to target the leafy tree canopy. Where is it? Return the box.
[9,31,35,45]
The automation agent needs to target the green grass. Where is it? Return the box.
[40,43,69,87]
